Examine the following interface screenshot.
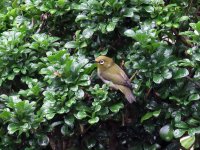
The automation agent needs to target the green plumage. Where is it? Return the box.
[99,63,132,88]
[95,56,135,103]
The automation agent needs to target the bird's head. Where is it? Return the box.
[95,55,114,70]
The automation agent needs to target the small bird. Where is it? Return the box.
[95,55,135,103]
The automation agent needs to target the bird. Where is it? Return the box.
[95,55,135,103]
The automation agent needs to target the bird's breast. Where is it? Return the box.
[97,69,116,89]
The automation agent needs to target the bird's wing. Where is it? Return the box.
[100,64,132,88]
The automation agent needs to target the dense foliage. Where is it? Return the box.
[0,0,200,149]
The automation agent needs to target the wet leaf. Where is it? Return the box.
[124,29,135,37]
[88,117,99,124]
[153,74,163,84]
[188,94,200,101]
[180,135,195,149]
[159,125,174,142]
[173,68,189,79]
[75,111,87,119]
[110,103,124,113]
[37,135,49,147]
[82,28,94,39]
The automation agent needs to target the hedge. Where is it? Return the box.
[0,0,200,149]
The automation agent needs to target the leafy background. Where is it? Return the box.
[0,0,200,149]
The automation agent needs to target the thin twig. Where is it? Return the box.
[187,0,193,14]
[122,113,125,126]
[129,71,138,81]
[186,76,200,88]
[145,88,152,100]
[172,28,193,48]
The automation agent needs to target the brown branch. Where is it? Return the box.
[186,76,200,88]
[129,71,138,81]
[172,28,193,48]
[145,88,152,100]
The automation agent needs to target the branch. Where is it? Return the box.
[186,76,200,88]
[129,71,138,81]
[172,28,193,48]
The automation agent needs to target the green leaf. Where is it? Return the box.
[123,8,134,17]
[141,112,153,123]
[57,0,65,6]
[162,69,172,79]
[179,16,189,22]
[188,94,200,101]
[37,135,49,146]
[85,138,96,149]
[88,117,99,124]
[175,121,188,129]
[190,21,200,32]
[75,14,88,22]
[173,129,186,138]
[133,32,148,43]
[194,53,200,61]
[141,110,161,123]
[188,127,200,136]
[64,41,77,49]
[75,111,87,119]
[106,22,116,32]
[180,135,195,149]
[124,29,135,37]
[50,121,63,129]
[8,123,19,134]
[109,103,124,113]
[153,74,163,84]
[196,22,200,32]
[12,0,18,8]
[48,50,66,62]
[61,125,69,136]
[152,110,161,117]
[179,59,194,67]
[13,68,20,73]
[75,89,85,99]
[64,116,74,127]
[144,6,154,13]
[94,105,101,112]
[46,113,56,120]
[187,118,199,126]
[8,74,15,80]
[159,125,174,142]
[194,70,200,79]
[0,111,11,120]
[173,68,189,79]
[65,98,76,107]
[31,84,40,96]
[64,59,73,77]
[82,28,94,39]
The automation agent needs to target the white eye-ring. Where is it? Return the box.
[99,60,104,64]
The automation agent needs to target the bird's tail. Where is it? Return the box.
[117,85,136,103]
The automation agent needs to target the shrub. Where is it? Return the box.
[0,0,200,149]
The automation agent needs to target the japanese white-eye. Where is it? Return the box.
[95,55,135,103]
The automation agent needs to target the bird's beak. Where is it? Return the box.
[90,60,97,63]
[93,59,99,63]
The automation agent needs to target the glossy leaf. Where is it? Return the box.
[173,68,189,79]
[180,135,195,149]
[88,117,99,124]
[109,103,124,113]
[159,125,174,142]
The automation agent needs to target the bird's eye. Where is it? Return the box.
[99,60,104,64]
